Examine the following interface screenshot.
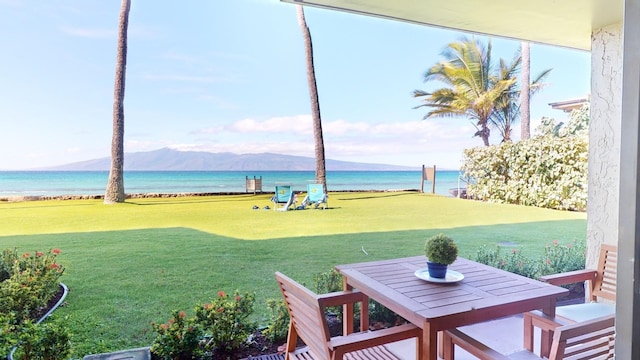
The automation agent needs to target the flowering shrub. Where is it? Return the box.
[262,299,289,343]
[462,105,589,211]
[0,248,69,360]
[150,310,204,360]
[0,248,65,321]
[12,316,72,360]
[475,240,586,280]
[475,246,539,278]
[194,290,257,355]
[539,240,586,276]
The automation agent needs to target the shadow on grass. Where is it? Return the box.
[0,217,585,358]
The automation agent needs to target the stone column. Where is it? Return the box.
[588,25,622,268]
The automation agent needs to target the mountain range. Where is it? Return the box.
[44,148,416,171]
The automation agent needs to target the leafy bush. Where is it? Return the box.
[1,248,68,360]
[194,290,257,355]
[474,240,586,280]
[0,248,65,321]
[539,240,586,276]
[462,105,589,211]
[12,316,72,360]
[150,310,203,360]
[262,299,289,343]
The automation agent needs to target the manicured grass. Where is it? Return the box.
[0,192,586,357]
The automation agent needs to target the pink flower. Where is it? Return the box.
[235,295,242,301]
[52,248,61,255]
[217,291,226,298]
[36,251,44,257]
[179,311,186,319]
[511,249,517,254]
[22,253,30,258]
[552,240,559,246]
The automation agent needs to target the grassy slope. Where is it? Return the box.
[0,192,586,356]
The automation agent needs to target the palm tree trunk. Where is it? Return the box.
[296,5,327,192]
[520,41,531,140]
[104,0,130,204]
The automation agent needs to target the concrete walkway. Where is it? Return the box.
[386,314,542,359]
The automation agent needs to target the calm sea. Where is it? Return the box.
[0,170,465,197]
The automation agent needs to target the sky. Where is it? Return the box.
[0,0,591,170]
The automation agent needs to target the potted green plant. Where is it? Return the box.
[424,233,458,278]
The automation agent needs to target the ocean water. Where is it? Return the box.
[0,170,467,197]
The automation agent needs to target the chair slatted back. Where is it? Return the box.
[275,185,293,203]
[275,272,332,359]
[306,183,325,203]
[549,315,615,360]
[591,244,617,302]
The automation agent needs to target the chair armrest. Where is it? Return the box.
[526,310,573,329]
[538,269,596,286]
[443,329,510,360]
[330,323,421,355]
[318,290,367,307]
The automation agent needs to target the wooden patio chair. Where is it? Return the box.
[523,244,617,356]
[442,314,615,360]
[274,271,422,360]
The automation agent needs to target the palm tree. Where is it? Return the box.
[104,0,131,204]
[413,37,514,146]
[520,41,531,140]
[490,53,551,143]
[296,5,327,191]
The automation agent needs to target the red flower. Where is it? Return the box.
[217,291,226,298]
[179,311,186,319]
[48,263,60,270]
[22,253,30,258]
[235,295,242,301]
[36,251,44,257]
[217,308,224,313]
[52,248,61,255]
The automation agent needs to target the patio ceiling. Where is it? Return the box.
[281,0,623,50]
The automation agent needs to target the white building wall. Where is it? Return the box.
[587,24,622,268]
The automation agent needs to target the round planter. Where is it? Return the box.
[426,261,448,278]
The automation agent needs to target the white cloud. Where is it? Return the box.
[178,114,482,168]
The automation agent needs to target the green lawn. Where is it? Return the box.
[0,192,586,357]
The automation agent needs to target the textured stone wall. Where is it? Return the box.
[587,24,622,268]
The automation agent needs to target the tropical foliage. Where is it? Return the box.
[414,37,551,145]
[0,248,69,359]
[462,104,589,211]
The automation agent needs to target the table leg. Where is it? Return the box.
[540,299,557,358]
[422,322,437,360]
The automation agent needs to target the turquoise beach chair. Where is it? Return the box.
[271,184,296,211]
[301,183,327,209]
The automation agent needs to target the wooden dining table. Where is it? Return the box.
[335,256,568,360]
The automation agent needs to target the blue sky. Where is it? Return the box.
[0,0,590,170]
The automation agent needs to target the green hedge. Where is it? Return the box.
[462,104,589,211]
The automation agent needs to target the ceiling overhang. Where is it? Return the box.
[281,0,623,51]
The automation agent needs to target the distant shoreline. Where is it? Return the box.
[0,189,424,203]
